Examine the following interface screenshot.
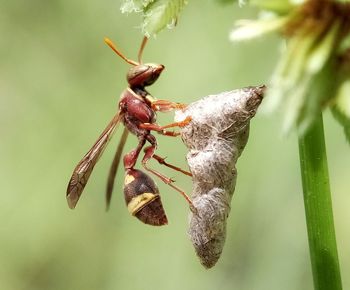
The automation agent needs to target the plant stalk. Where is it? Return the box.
[298,113,342,290]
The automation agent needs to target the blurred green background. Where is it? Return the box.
[1,1,349,290]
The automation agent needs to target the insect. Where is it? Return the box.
[66,36,193,226]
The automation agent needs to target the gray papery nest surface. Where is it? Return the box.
[174,86,265,268]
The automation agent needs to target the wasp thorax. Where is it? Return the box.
[127,63,165,88]
[123,169,168,226]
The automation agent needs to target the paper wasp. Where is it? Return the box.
[66,37,193,226]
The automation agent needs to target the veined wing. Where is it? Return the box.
[106,127,129,210]
[66,112,123,209]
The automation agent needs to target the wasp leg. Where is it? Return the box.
[141,136,173,184]
[146,149,192,177]
[123,137,146,169]
[142,137,195,212]
[158,130,181,137]
[139,116,192,132]
[167,183,197,214]
[150,99,187,112]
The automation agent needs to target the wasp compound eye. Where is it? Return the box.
[123,169,168,226]
[174,86,265,268]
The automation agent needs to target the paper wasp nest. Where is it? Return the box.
[174,86,265,268]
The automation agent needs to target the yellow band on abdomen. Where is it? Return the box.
[127,192,159,215]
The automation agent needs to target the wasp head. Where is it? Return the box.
[127,63,165,88]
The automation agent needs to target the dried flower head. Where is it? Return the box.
[231,0,350,140]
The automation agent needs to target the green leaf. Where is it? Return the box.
[142,0,187,36]
[263,31,318,123]
[332,80,350,143]
[296,60,337,134]
[332,106,350,143]
[121,0,154,13]
[306,21,340,74]
[121,0,187,36]
[230,16,288,41]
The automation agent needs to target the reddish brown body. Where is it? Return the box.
[118,88,158,170]
[66,37,192,225]
[120,89,156,126]
[124,169,167,226]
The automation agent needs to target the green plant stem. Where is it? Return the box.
[298,113,342,290]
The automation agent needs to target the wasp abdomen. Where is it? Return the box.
[124,169,168,226]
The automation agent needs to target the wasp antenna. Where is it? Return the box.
[138,36,149,64]
[104,37,139,66]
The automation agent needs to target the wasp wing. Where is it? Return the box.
[66,112,123,209]
[106,127,129,210]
